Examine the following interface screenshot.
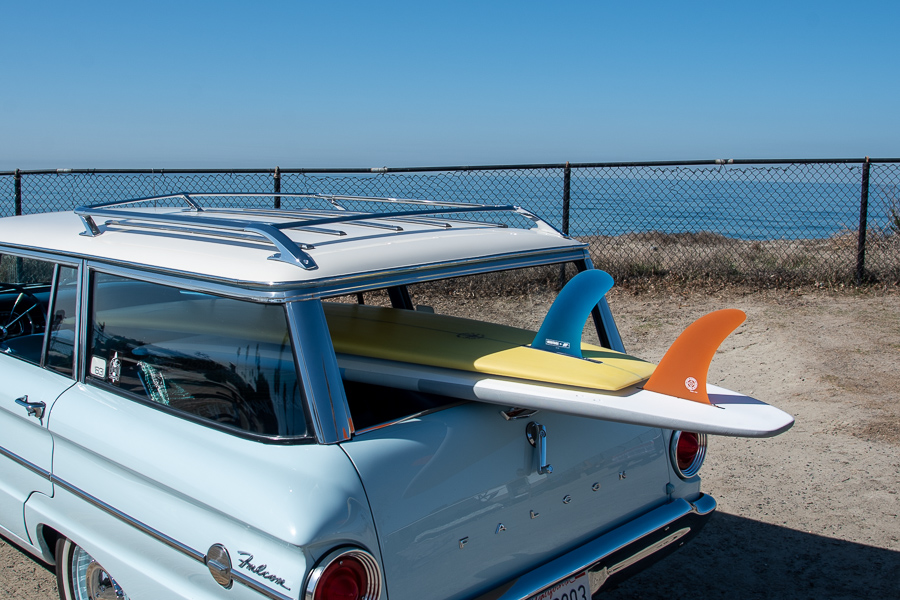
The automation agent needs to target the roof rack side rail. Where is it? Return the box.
[315,194,490,210]
[513,207,567,236]
[183,192,491,210]
[73,193,564,272]
[74,206,319,270]
[80,192,205,211]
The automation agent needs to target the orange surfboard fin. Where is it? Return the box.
[643,309,746,405]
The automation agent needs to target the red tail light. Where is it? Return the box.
[306,548,382,600]
[670,431,707,479]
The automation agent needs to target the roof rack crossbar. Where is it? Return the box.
[270,205,519,231]
[206,208,403,233]
[183,192,489,210]
[227,207,456,230]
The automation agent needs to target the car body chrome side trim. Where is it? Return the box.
[230,570,294,600]
[46,473,293,600]
[0,443,51,480]
[51,474,206,562]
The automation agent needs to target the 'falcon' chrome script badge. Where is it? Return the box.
[237,552,291,590]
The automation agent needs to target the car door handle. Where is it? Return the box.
[526,421,553,475]
[15,395,45,420]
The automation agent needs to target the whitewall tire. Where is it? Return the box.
[55,538,129,600]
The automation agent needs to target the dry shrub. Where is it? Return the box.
[414,265,562,299]
[581,231,896,288]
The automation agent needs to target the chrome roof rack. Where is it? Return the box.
[74,192,560,271]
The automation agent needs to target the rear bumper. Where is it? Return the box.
[474,494,716,600]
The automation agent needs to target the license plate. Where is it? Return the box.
[530,571,589,600]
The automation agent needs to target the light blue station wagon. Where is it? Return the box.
[0,193,722,600]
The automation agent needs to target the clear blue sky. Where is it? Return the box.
[1,0,898,169]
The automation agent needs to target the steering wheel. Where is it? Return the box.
[0,287,45,341]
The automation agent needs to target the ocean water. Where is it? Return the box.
[4,168,896,241]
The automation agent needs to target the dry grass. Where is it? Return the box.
[584,231,900,287]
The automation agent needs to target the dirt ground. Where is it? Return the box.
[2,287,898,599]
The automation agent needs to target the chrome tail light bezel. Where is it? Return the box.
[305,547,382,600]
[670,430,708,479]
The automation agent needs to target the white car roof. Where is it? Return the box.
[0,195,588,296]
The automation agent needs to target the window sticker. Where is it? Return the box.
[108,352,121,384]
[90,356,107,379]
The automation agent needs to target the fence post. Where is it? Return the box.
[558,162,572,288]
[14,169,22,216]
[273,166,282,209]
[562,161,571,235]
[856,157,871,284]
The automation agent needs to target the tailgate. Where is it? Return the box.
[340,402,670,600]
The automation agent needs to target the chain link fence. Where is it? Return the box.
[2,160,898,285]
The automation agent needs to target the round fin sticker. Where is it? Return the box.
[684,377,699,393]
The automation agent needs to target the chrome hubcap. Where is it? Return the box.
[71,546,129,600]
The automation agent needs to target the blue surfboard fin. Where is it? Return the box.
[532,269,615,358]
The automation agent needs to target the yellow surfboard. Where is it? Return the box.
[324,303,656,391]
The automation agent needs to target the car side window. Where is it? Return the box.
[45,266,78,376]
[87,272,308,438]
[0,254,54,364]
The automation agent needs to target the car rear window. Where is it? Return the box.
[87,272,308,438]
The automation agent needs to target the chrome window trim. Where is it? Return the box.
[286,300,352,444]
[42,263,83,376]
[83,378,315,445]
[0,249,82,375]
[0,245,82,269]
[80,270,314,442]
[300,247,591,300]
[82,261,287,303]
[37,264,59,370]
[77,260,90,383]
[73,261,85,382]
[0,242,588,299]
[50,473,293,600]
[351,400,470,436]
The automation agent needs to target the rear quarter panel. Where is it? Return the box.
[34,382,381,600]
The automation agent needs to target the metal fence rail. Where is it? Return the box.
[2,159,899,285]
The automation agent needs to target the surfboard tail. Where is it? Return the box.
[643,309,747,405]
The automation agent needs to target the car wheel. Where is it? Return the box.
[55,538,130,600]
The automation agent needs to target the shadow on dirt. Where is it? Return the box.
[601,511,900,599]
[3,512,899,599]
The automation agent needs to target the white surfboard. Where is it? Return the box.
[337,354,794,438]
[328,270,794,438]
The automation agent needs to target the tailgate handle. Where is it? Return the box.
[526,421,553,475]
[15,395,45,420]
